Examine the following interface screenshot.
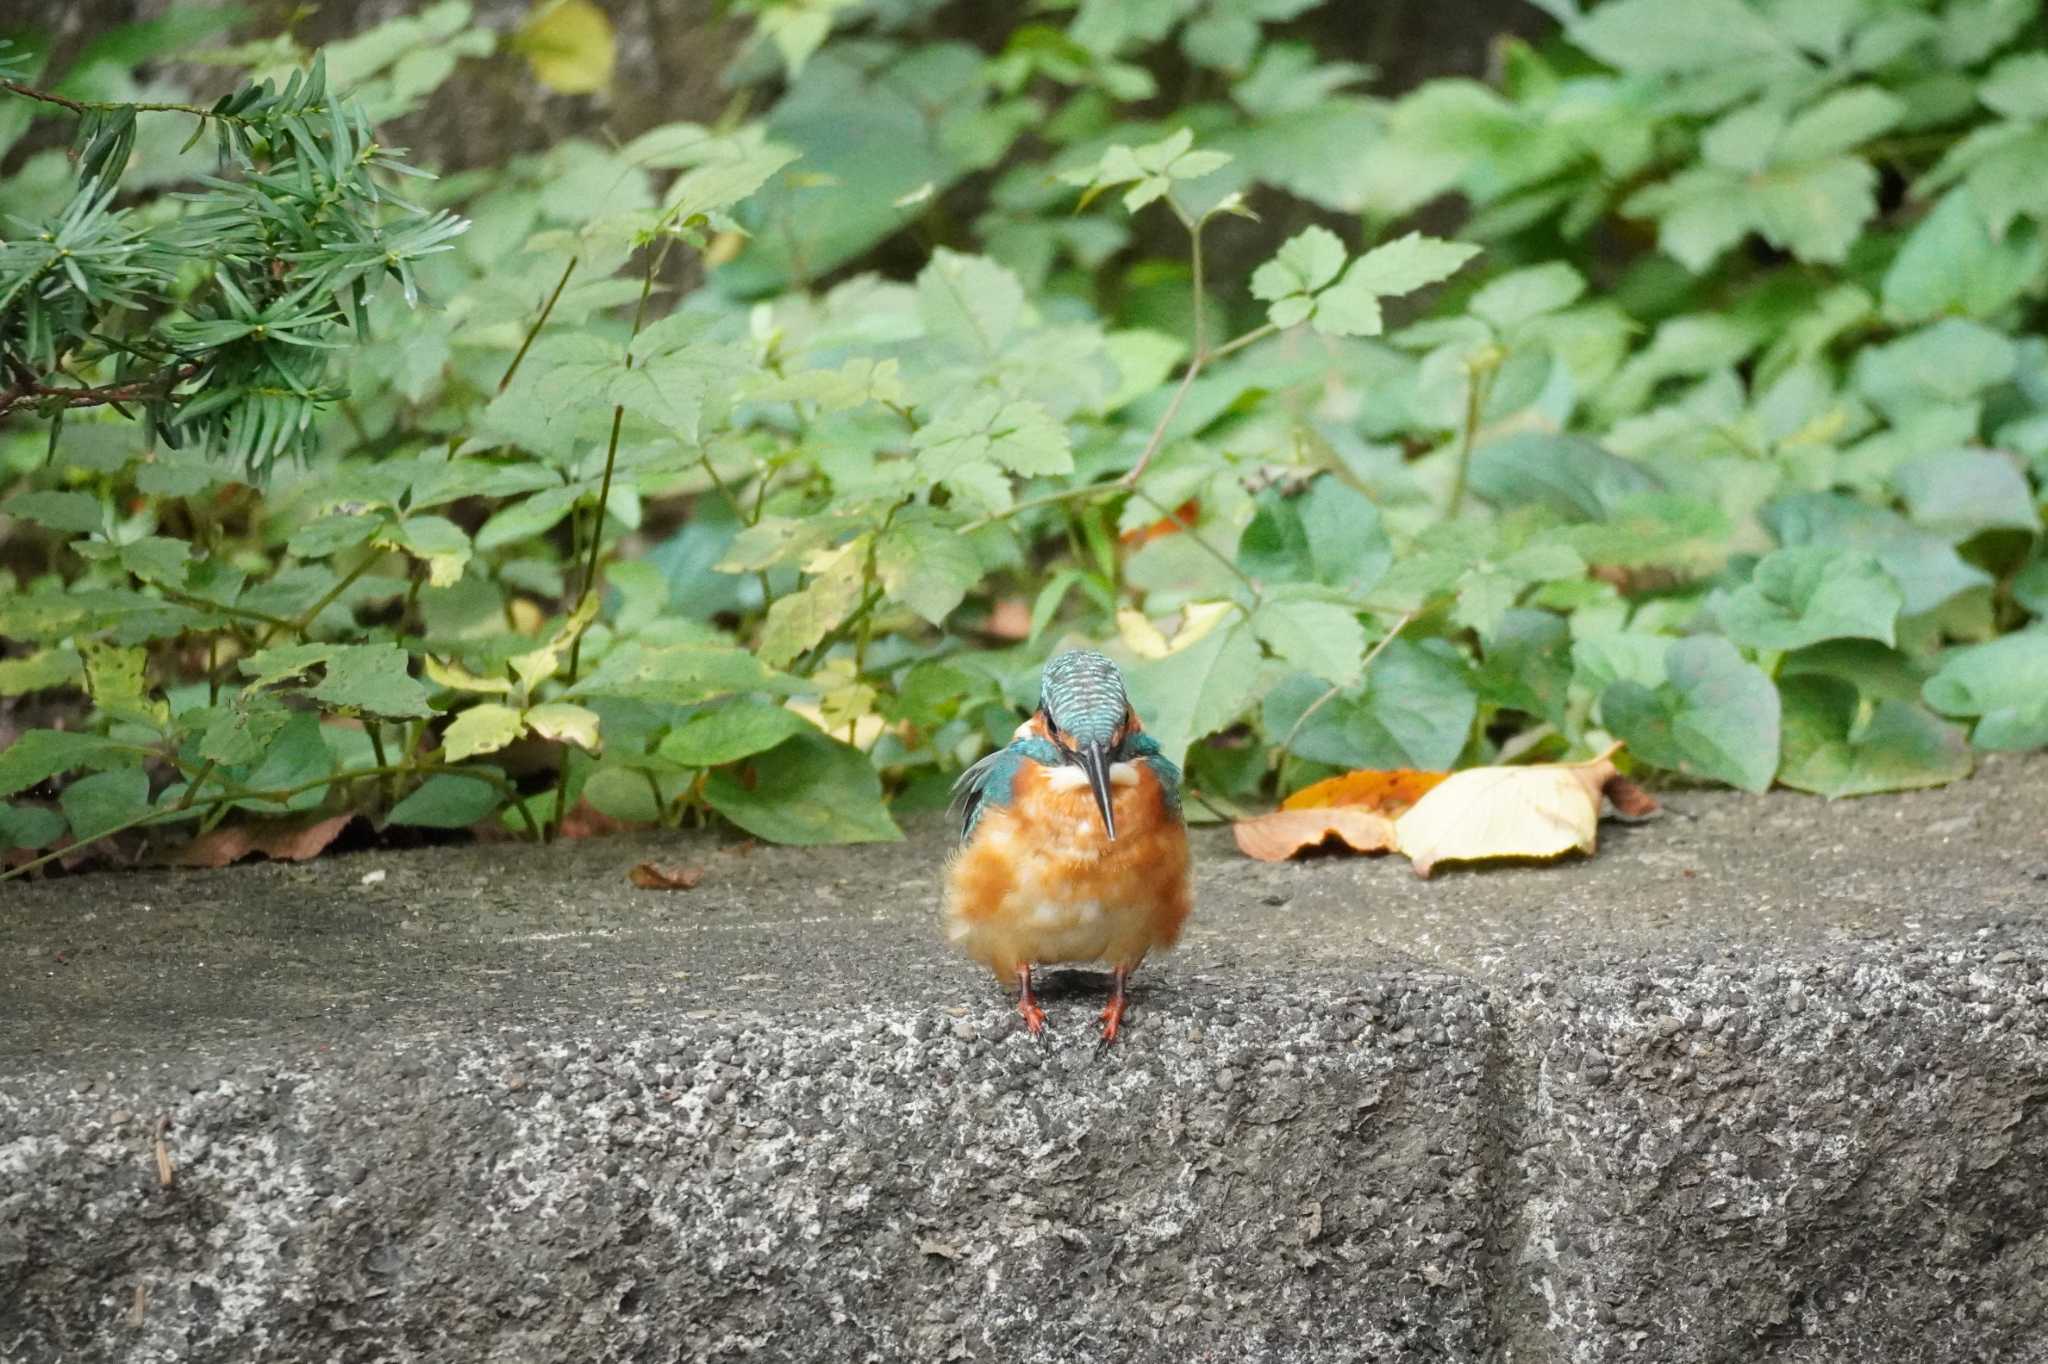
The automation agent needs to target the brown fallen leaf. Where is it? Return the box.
[1232,806,1398,862]
[1282,767,1449,815]
[167,813,354,870]
[629,862,705,890]
[1393,742,1656,878]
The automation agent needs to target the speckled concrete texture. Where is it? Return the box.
[3,753,2046,1363]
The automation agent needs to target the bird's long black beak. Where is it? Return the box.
[1079,739,1117,841]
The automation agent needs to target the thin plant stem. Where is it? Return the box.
[1276,610,1418,759]
[498,256,578,393]
[1445,356,1498,520]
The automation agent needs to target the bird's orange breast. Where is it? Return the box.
[943,758,1192,977]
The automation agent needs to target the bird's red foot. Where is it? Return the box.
[1097,966,1131,1046]
[1015,965,1048,1037]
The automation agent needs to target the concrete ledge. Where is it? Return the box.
[4,755,2046,1362]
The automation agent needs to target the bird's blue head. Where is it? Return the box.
[1037,649,1135,840]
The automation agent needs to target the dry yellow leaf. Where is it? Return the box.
[516,0,615,95]
[1392,743,1651,878]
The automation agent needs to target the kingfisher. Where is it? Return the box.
[943,649,1192,1043]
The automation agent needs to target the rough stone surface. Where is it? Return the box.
[3,753,2048,1362]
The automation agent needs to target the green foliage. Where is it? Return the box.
[3,0,2048,876]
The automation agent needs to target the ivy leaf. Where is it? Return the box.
[1719,547,1903,651]
[658,702,813,767]
[1263,639,1475,773]
[1922,630,2048,750]
[60,768,150,843]
[1882,188,2046,324]
[1894,449,2042,537]
[443,703,527,762]
[1601,637,1781,793]
[388,770,506,828]
[702,731,903,844]
[1778,677,1972,799]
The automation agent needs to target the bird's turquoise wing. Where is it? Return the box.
[1125,733,1183,820]
[951,737,1061,840]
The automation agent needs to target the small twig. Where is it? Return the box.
[0,362,203,421]
[1445,353,1499,520]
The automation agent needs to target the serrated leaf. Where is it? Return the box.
[1250,225,1346,301]
[877,521,983,626]
[757,540,867,669]
[1720,547,1903,651]
[702,730,902,844]
[1340,232,1481,297]
[917,249,1024,359]
[1252,599,1366,686]
[311,644,435,719]
[4,491,103,534]
[572,642,804,706]
[377,515,472,588]
[1469,433,1661,521]
[1602,637,1781,792]
[0,647,83,697]
[288,514,380,559]
[442,703,526,762]
[0,730,135,800]
[387,770,506,828]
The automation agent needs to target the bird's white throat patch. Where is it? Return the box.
[1043,762,1140,791]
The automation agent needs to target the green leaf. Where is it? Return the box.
[477,486,581,551]
[1982,52,2048,120]
[442,703,526,762]
[1720,547,1903,651]
[1923,630,2048,750]
[0,647,83,697]
[572,643,805,706]
[1263,639,1476,772]
[0,802,65,851]
[582,765,664,823]
[1855,319,2014,419]
[1570,0,1797,74]
[702,731,903,845]
[1894,449,2042,537]
[1250,225,1346,302]
[1469,433,1661,521]
[1602,637,1781,792]
[917,249,1024,359]
[377,515,472,588]
[201,693,292,766]
[658,702,813,767]
[526,702,602,753]
[1774,87,1904,164]
[59,768,150,843]
[310,644,435,719]
[1469,263,1585,331]
[757,541,867,669]
[0,730,134,800]
[4,490,104,534]
[288,513,380,559]
[387,770,506,828]
[1251,599,1366,687]
[1340,232,1481,297]
[1778,677,1972,798]
[235,713,336,813]
[1882,188,2045,324]
[1475,609,1572,728]
[1122,615,1262,770]
[877,521,983,626]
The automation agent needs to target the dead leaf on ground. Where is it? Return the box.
[1394,742,1659,878]
[1282,767,1449,816]
[629,861,705,890]
[558,799,646,840]
[1234,743,1658,874]
[1232,806,1399,862]
[166,813,354,869]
